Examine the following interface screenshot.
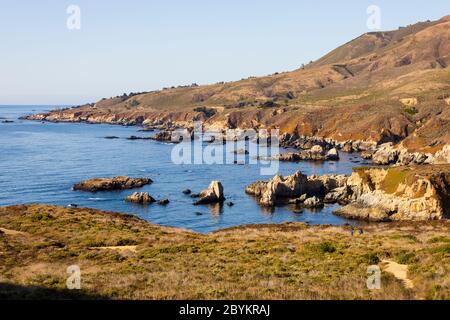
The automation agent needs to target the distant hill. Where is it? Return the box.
[29,15,450,153]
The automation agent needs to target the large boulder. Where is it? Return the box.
[73,176,152,192]
[303,196,324,208]
[326,148,340,161]
[193,181,225,205]
[125,192,156,204]
[324,186,351,204]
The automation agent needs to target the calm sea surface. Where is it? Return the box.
[0,105,368,233]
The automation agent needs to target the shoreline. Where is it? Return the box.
[11,115,450,224]
[23,114,450,166]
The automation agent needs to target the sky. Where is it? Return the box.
[0,0,449,105]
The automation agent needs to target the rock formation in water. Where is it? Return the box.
[193,181,225,205]
[273,145,340,162]
[73,176,152,192]
[125,192,156,204]
[245,172,347,206]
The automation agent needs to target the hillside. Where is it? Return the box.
[27,15,450,153]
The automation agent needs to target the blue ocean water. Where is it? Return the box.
[0,105,366,233]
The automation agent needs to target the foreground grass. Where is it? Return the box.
[0,205,449,300]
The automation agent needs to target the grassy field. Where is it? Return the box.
[0,205,449,300]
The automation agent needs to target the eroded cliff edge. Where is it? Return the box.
[246,165,450,221]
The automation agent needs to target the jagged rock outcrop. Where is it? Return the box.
[247,165,450,221]
[245,171,347,206]
[125,192,156,204]
[269,146,340,162]
[326,148,340,161]
[370,143,450,166]
[150,131,176,143]
[335,165,450,221]
[303,196,324,208]
[433,145,450,164]
[324,186,351,204]
[73,176,152,192]
[193,181,225,205]
[371,143,401,165]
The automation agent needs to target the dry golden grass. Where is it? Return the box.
[1,205,450,300]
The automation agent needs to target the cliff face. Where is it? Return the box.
[245,165,450,221]
[338,165,450,221]
[26,15,450,156]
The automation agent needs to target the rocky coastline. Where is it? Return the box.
[24,110,449,167]
[246,165,450,222]
[22,107,450,224]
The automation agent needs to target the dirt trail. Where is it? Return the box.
[90,246,137,253]
[0,227,27,236]
[382,260,414,289]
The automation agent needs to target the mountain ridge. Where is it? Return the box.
[27,14,450,154]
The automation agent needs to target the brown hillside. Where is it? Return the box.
[28,15,450,153]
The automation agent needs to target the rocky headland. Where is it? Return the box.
[21,15,450,225]
[23,15,450,166]
[246,165,450,222]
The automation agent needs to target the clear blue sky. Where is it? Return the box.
[1,0,448,105]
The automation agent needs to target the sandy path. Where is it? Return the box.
[382,260,414,289]
[0,227,27,236]
[90,246,137,253]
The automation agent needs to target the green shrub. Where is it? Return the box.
[116,239,138,246]
[31,212,54,222]
[193,106,216,118]
[319,242,336,254]
[363,253,380,265]
[129,99,140,107]
[85,240,106,248]
[428,236,450,244]
[404,107,418,115]
[430,244,450,255]
[397,252,416,264]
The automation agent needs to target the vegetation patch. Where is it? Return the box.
[382,168,414,194]
[397,252,417,264]
[1,205,450,300]
[318,242,336,254]
[404,107,419,115]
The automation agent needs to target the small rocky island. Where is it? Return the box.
[192,181,225,205]
[125,192,156,204]
[73,176,152,192]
